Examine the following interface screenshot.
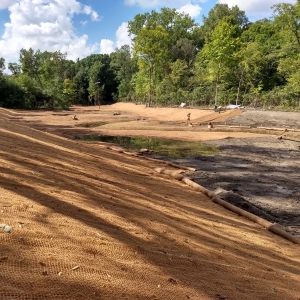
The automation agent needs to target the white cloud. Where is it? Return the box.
[125,0,206,9]
[61,35,98,61]
[100,39,115,54]
[177,3,202,18]
[100,22,133,54]
[116,22,132,48]
[0,0,100,63]
[91,11,100,21]
[0,0,17,10]
[218,0,296,17]
[83,5,99,21]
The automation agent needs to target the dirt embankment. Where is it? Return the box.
[0,104,300,300]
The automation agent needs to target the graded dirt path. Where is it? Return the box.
[0,104,300,300]
[6,103,267,142]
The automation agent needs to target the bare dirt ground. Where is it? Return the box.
[0,103,300,300]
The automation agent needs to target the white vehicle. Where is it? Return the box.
[226,104,245,110]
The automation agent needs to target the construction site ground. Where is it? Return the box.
[0,103,299,300]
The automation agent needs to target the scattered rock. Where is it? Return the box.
[168,278,178,284]
[138,148,154,155]
[0,224,13,233]
[0,256,8,262]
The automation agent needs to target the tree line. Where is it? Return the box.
[1,2,300,110]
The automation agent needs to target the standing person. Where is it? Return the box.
[186,113,191,125]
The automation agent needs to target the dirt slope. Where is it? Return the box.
[0,106,300,300]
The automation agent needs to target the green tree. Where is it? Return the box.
[133,25,169,105]
[88,61,103,107]
[201,3,249,41]
[19,48,44,88]
[73,68,89,105]
[39,51,70,108]
[62,78,77,105]
[242,19,284,92]
[171,38,197,68]
[72,59,89,105]
[74,54,118,105]
[128,7,196,48]
[18,48,72,108]
[234,42,264,104]
[129,8,200,105]
[110,45,138,101]
[198,17,242,105]
[13,73,45,109]
[8,63,21,75]
[0,76,24,108]
[272,2,300,48]
[131,69,149,102]
[0,57,5,75]
[272,2,300,106]
[39,51,67,83]
[157,59,189,105]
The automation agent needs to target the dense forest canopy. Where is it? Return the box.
[1,2,300,110]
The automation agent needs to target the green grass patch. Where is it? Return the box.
[72,135,219,158]
[75,121,107,128]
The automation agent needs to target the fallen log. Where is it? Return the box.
[229,125,251,129]
[258,126,288,131]
[280,137,300,143]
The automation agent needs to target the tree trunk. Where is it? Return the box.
[215,62,221,106]
[236,69,245,105]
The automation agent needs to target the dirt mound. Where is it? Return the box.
[0,106,300,299]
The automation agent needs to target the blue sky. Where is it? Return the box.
[0,0,296,65]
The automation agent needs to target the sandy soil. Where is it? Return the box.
[0,103,300,300]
